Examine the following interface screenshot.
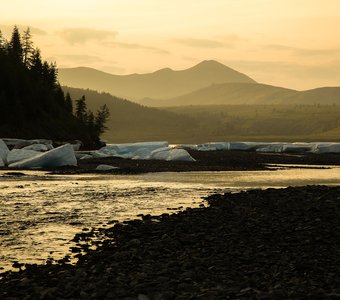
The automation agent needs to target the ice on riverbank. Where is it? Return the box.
[91,142,196,162]
[7,149,40,165]
[95,164,119,171]
[184,141,340,154]
[9,144,77,169]
[0,139,9,165]
[2,138,53,149]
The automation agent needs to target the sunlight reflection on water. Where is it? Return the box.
[1,167,340,272]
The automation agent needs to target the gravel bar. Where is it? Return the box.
[0,185,339,299]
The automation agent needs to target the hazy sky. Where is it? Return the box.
[1,0,340,90]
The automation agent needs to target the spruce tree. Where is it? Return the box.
[22,27,33,66]
[95,104,110,135]
[75,96,87,123]
[0,30,6,52]
[8,25,23,62]
[29,48,43,77]
[65,92,73,113]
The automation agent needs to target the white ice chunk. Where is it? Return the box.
[71,141,82,151]
[131,148,152,160]
[3,138,53,149]
[80,154,93,160]
[7,149,40,165]
[311,143,340,153]
[229,142,268,151]
[149,147,171,160]
[99,142,169,158]
[0,139,9,165]
[197,142,230,151]
[95,164,119,171]
[177,144,198,150]
[282,143,313,153]
[149,147,195,161]
[22,143,53,151]
[256,143,285,153]
[92,151,113,158]
[9,144,77,169]
[166,149,196,161]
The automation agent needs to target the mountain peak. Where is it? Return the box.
[59,59,256,100]
[191,60,230,70]
[153,67,173,74]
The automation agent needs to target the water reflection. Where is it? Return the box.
[1,167,340,272]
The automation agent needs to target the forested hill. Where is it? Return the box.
[0,26,101,146]
[62,87,196,143]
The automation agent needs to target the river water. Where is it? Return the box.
[1,167,340,273]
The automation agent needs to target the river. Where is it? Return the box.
[1,166,340,273]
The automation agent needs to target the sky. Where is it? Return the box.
[1,0,340,90]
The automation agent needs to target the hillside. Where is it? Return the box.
[61,87,340,143]
[0,26,98,145]
[59,60,256,101]
[164,104,340,142]
[283,87,340,105]
[140,83,340,107]
[62,87,197,143]
[140,82,297,106]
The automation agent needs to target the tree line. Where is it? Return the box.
[0,26,109,144]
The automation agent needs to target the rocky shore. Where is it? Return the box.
[0,185,339,299]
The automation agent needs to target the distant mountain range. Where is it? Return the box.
[59,60,340,107]
[140,83,296,106]
[140,84,340,107]
[59,60,256,101]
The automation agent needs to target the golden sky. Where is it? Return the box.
[1,0,340,90]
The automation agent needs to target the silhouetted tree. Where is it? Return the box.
[0,25,106,145]
[86,110,96,135]
[75,95,87,123]
[22,27,33,66]
[95,104,110,135]
[42,61,58,88]
[29,48,43,77]
[8,25,23,62]
[0,30,6,52]
[65,92,73,113]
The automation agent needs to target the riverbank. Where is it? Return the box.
[0,185,338,299]
[48,150,340,174]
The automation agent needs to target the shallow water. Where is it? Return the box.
[1,167,340,273]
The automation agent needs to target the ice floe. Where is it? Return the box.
[95,164,119,171]
[94,142,196,162]
[22,143,53,151]
[179,141,340,154]
[0,156,4,167]
[311,143,340,154]
[9,144,77,169]
[150,147,196,161]
[2,138,53,149]
[0,139,9,165]
[2,137,340,170]
[7,149,40,165]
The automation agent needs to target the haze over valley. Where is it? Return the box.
[60,60,340,143]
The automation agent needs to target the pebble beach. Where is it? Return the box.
[0,185,339,299]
